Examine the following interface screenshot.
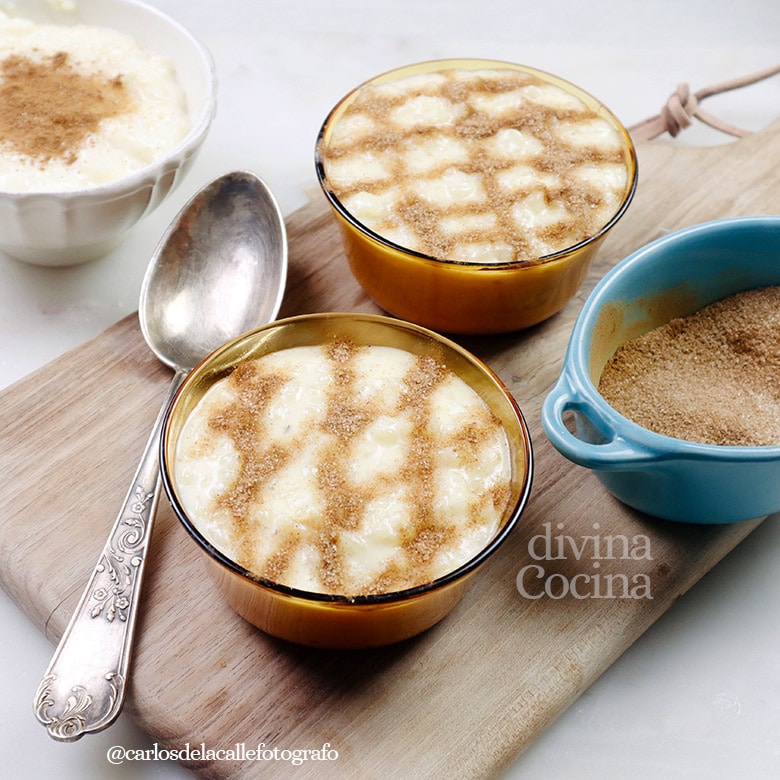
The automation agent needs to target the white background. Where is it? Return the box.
[1,0,780,777]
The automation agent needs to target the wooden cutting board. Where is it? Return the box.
[2,119,779,779]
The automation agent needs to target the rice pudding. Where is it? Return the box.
[318,65,633,265]
[173,338,512,597]
[0,12,190,190]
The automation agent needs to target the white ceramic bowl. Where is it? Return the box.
[0,0,217,266]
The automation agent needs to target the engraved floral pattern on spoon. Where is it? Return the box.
[34,672,122,742]
[88,485,153,623]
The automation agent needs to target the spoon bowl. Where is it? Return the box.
[33,170,287,741]
[140,171,287,371]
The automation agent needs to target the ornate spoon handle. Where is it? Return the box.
[33,373,184,741]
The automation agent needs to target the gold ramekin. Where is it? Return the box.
[161,313,533,648]
[315,58,638,335]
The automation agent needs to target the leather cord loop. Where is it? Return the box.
[629,63,780,141]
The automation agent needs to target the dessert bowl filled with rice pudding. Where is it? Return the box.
[316,58,638,335]
[0,0,216,265]
[161,313,534,649]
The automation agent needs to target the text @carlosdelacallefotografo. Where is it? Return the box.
[516,522,653,600]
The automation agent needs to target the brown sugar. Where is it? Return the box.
[0,52,130,165]
[598,286,780,446]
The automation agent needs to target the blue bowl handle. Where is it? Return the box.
[542,374,658,470]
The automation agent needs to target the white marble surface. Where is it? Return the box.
[1,0,779,777]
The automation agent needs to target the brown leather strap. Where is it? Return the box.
[629,63,780,141]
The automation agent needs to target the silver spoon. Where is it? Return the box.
[33,170,288,741]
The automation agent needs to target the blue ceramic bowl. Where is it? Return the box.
[542,216,780,524]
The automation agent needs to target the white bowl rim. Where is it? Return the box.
[0,0,217,201]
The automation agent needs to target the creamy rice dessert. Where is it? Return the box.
[318,66,632,264]
[0,12,190,190]
[173,339,512,597]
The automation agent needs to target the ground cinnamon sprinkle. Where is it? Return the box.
[0,51,130,165]
[185,339,510,596]
[320,67,629,265]
[598,286,780,446]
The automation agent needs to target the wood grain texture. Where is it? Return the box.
[1,120,779,779]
